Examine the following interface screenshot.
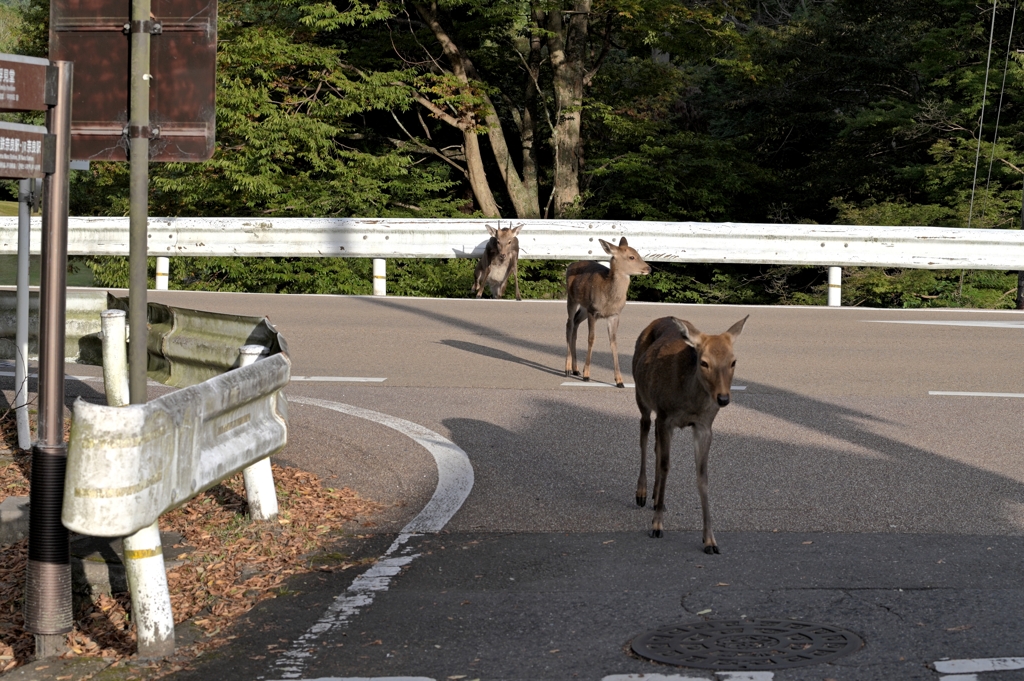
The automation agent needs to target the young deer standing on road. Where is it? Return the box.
[632,315,748,553]
[472,225,522,300]
[564,237,651,387]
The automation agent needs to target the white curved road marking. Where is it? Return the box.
[268,397,474,681]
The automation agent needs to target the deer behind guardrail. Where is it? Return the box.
[564,237,650,387]
[472,225,521,300]
[632,315,748,553]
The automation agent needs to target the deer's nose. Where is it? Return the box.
[717,394,730,407]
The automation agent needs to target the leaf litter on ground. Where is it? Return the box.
[0,426,384,677]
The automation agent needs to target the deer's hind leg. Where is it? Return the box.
[650,417,674,538]
[636,403,651,507]
[582,312,598,381]
[565,303,585,376]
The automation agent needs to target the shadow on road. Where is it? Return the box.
[439,339,565,378]
[439,382,1022,536]
[361,296,628,376]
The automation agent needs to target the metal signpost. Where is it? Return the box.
[0,52,74,660]
[49,0,217,657]
[50,0,218,418]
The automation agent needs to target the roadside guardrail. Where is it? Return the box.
[62,310,290,658]
[3,216,1022,304]
[1,216,1023,268]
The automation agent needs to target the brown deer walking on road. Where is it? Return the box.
[472,225,522,300]
[632,315,748,553]
[564,237,651,387]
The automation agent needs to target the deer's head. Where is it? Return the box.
[600,237,651,276]
[488,225,522,263]
[676,316,748,407]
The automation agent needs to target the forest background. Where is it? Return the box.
[2,0,1024,308]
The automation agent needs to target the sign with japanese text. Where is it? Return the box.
[0,54,55,112]
[0,121,55,178]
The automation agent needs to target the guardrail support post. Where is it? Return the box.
[155,257,169,291]
[123,521,175,659]
[238,345,279,521]
[373,258,386,296]
[102,310,175,657]
[828,266,842,307]
[100,310,130,407]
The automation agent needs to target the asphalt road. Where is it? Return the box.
[22,291,1024,681]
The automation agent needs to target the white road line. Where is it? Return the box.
[561,381,636,388]
[929,391,1024,398]
[0,371,102,382]
[603,673,772,681]
[290,376,387,383]
[269,397,474,681]
[865,320,1024,328]
[598,671,712,675]
[935,657,1024,674]
[560,382,748,390]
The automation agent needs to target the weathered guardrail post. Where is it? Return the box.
[64,352,290,657]
[100,310,130,408]
[238,345,279,521]
[99,308,175,658]
[372,258,386,296]
[155,256,169,291]
[828,266,842,307]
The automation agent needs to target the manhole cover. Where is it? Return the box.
[631,618,863,670]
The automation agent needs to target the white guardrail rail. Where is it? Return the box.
[62,352,290,539]
[2,216,1024,268]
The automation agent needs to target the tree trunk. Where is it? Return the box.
[413,2,539,219]
[544,0,591,218]
[463,130,501,217]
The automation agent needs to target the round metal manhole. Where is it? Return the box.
[631,619,863,671]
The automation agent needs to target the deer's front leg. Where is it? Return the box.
[472,264,487,298]
[650,418,673,538]
[513,260,521,301]
[693,424,718,554]
[636,407,651,507]
[607,315,623,387]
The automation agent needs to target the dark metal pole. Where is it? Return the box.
[24,59,73,659]
[128,0,152,404]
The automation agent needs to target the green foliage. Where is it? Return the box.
[84,256,374,294]
[8,0,1024,307]
[841,268,1019,309]
[0,3,20,53]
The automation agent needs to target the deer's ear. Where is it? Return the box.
[726,315,749,340]
[510,225,522,237]
[618,236,629,247]
[487,225,498,237]
[599,238,615,254]
[673,318,702,348]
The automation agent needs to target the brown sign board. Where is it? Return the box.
[0,54,56,112]
[49,0,217,162]
[0,122,55,179]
